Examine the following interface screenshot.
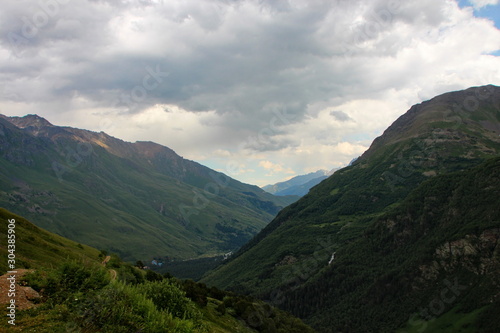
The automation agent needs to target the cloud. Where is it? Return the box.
[329,111,353,122]
[0,0,499,185]
[469,0,499,10]
[212,149,231,158]
[259,160,295,175]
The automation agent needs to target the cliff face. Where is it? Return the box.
[424,228,500,280]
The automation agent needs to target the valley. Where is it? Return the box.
[1,85,500,332]
[0,114,297,262]
[2,0,500,331]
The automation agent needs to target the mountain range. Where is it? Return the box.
[2,85,500,332]
[262,169,339,197]
[0,114,297,262]
[202,85,500,332]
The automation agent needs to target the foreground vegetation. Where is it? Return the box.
[0,259,313,332]
[0,209,313,332]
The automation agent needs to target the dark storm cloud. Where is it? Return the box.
[1,0,370,131]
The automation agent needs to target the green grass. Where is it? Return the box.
[397,306,487,333]
[0,208,101,275]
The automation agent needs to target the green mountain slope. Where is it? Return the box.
[0,209,313,332]
[284,157,500,332]
[202,85,500,332]
[0,208,101,275]
[0,114,297,262]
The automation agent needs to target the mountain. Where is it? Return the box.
[262,169,338,197]
[0,114,297,262]
[0,209,313,332]
[202,85,500,332]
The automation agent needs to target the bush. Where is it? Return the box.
[77,284,145,332]
[76,281,198,333]
[181,279,208,306]
[117,264,145,285]
[134,280,201,321]
[145,269,164,282]
[24,260,109,305]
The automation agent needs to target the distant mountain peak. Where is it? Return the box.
[5,114,54,129]
[262,169,339,196]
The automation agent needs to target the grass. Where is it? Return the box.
[397,306,487,333]
[0,208,101,275]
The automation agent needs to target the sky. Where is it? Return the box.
[1,0,499,187]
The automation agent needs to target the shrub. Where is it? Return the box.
[24,260,109,305]
[145,269,164,282]
[76,281,199,333]
[181,279,208,306]
[134,280,201,321]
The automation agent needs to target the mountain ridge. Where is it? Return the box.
[0,113,297,262]
[202,84,500,332]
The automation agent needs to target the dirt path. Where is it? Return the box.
[109,269,117,281]
[101,255,111,265]
[0,269,39,311]
[101,256,117,281]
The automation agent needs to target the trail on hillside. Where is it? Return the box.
[101,256,117,281]
[101,255,111,265]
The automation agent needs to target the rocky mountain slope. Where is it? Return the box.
[202,85,500,332]
[0,114,296,262]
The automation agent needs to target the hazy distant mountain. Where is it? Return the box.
[0,114,297,262]
[203,85,500,332]
[347,156,358,166]
[262,169,339,197]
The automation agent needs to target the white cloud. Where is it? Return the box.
[259,160,295,175]
[469,0,499,10]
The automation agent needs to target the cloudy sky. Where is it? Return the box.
[1,0,500,186]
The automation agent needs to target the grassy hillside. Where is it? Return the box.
[0,115,297,262]
[0,209,313,332]
[202,85,500,332]
[0,208,101,275]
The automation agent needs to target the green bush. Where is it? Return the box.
[116,264,145,285]
[145,269,164,282]
[134,280,201,321]
[181,279,208,306]
[24,260,109,305]
[76,281,198,333]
